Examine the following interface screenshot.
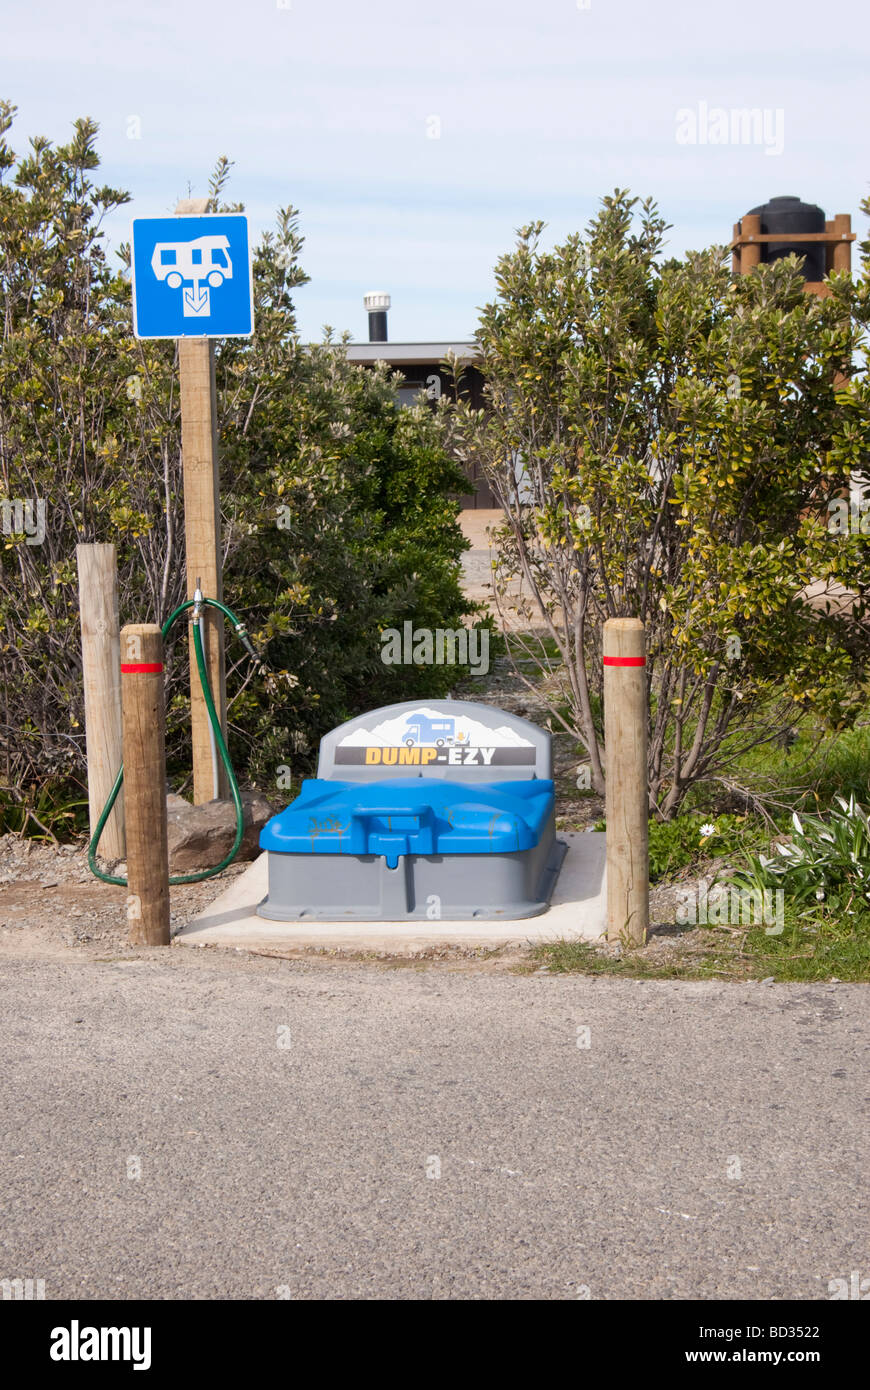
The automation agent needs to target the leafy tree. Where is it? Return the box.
[0,104,472,815]
[446,191,870,818]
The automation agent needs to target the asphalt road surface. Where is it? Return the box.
[1,949,867,1300]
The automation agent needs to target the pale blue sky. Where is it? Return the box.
[3,0,868,342]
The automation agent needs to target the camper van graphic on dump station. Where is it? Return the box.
[403,715,465,747]
[131,214,254,340]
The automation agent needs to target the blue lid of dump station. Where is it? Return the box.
[260,777,555,866]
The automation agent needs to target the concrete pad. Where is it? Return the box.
[175,831,606,953]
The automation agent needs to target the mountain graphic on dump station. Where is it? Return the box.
[338,707,534,749]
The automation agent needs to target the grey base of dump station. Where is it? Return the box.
[257,836,568,922]
[176,831,606,952]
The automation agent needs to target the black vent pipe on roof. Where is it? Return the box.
[364,291,390,343]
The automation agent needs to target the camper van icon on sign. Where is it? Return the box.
[151,234,233,317]
[131,214,253,339]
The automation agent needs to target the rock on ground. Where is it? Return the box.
[166,791,276,870]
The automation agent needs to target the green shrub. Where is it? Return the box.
[0,783,89,840]
[448,190,870,817]
[643,812,768,881]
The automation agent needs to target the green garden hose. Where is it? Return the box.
[88,593,262,887]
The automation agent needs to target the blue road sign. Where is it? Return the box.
[131,214,254,339]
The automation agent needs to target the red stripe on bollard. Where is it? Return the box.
[121,663,164,674]
[603,656,646,666]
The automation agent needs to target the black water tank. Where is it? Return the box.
[746,195,826,281]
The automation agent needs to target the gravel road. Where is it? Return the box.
[1,946,866,1300]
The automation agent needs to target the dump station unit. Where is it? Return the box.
[258,700,568,921]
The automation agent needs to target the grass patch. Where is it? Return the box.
[686,715,870,818]
[739,905,870,982]
[528,903,870,983]
[527,935,742,981]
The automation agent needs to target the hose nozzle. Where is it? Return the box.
[234,621,265,667]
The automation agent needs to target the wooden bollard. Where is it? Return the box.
[77,543,125,860]
[603,618,649,945]
[120,624,170,946]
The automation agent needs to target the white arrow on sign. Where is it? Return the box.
[183,285,210,317]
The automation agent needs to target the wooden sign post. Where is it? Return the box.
[130,197,253,808]
[603,618,649,945]
[121,624,170,945]
[178,335,228,805]
[175,198,228,806]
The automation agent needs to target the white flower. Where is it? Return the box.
[700,823,716,838]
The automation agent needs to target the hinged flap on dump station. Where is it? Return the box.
[317,699,552,783]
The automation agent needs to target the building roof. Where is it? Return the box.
[344,342,479,366]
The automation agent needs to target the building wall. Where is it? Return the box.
[392,362,495,508]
